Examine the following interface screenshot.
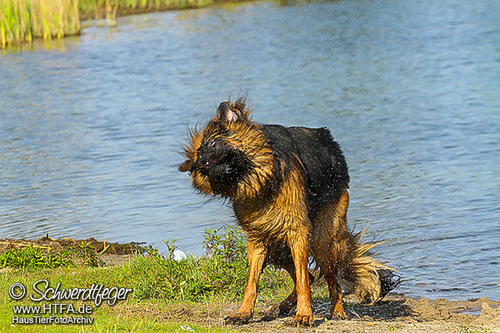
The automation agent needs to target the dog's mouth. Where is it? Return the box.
[195,151,228,173]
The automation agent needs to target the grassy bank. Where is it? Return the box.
[0,227,295,332]
[1,227,497,332]
[1,268,244,332]
[0,0,226,48]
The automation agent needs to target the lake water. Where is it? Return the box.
[1,0,498,301]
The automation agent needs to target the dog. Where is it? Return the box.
[179,99,399,326]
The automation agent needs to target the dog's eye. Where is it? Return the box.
[207,140,217,150]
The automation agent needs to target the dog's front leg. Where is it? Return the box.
[225,238,267,324]
[289,230,313,326]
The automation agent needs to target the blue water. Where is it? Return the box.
[1,0,498,301]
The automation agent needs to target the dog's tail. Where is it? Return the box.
[337,228,401,304]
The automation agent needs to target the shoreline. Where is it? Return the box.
[110,294,500,332]
[1,237,499,332]
[79,0,247,21]
[234,294,500,332]
[1,0,250,48]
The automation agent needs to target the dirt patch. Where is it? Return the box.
[121,294,500,332]
[242,294,499,332]
[0,236,147,266]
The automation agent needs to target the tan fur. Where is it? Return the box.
[181,106,275,200]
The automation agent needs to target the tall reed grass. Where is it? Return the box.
[1,0,32,47]
[1,0,80,47]
[1,0,222,47]
[31,0,80,40]
[78,0,220,22]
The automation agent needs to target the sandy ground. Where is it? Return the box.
[2,237,499,332]
[241,295,500,332]
[119,293,500,332]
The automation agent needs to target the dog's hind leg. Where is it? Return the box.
[324,265,348,319]
[311,189,350,319]
[262,243,315,320]
[288,226,314,326]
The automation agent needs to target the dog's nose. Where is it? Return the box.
[196,157,210,171]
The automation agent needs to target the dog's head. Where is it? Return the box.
[179,99,273,199]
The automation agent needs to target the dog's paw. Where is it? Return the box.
[261,304,280,321]
[292,313,314,326]
[330,309,349,320]
[224,312,252,325]
[262,301,293,321]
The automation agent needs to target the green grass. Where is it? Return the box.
[1,226,294,302]
[0,226,295,332]
[459,324,492,333]
[1,296,241,332]
[388,324,404,331]
[0,244,74,269]
[0,241,106,269]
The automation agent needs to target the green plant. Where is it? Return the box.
[129,225,293,303]
[71,241,106,267]
[459,324,491,333]
[203,225,247,261]
[3,0,246,47]
[388,324,404,331]
[0,240,110,269]
[1,0,80,47]
[0,244,74,269]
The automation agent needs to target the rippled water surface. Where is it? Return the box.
[1,0,499,301]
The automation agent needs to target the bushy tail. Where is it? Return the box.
[337,228,401,304]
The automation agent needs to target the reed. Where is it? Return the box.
[0,0,32,47]
[30,0,80,40]
[1,0,80,48]
[2,0,225,47]
[78,0,222,21]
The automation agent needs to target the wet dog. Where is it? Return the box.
[179,99,399,325]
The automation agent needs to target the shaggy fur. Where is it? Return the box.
[179,99,399,326]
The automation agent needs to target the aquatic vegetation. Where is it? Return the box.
[0,0,80,47]
[0,0,32,47]
[1,0,223,47]
[79,0,222,21]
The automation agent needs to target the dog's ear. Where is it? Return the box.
[217,102,242,123]
[178,159,192,172]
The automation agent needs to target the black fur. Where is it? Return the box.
[260,125,350,220]
[196,138,252,195]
